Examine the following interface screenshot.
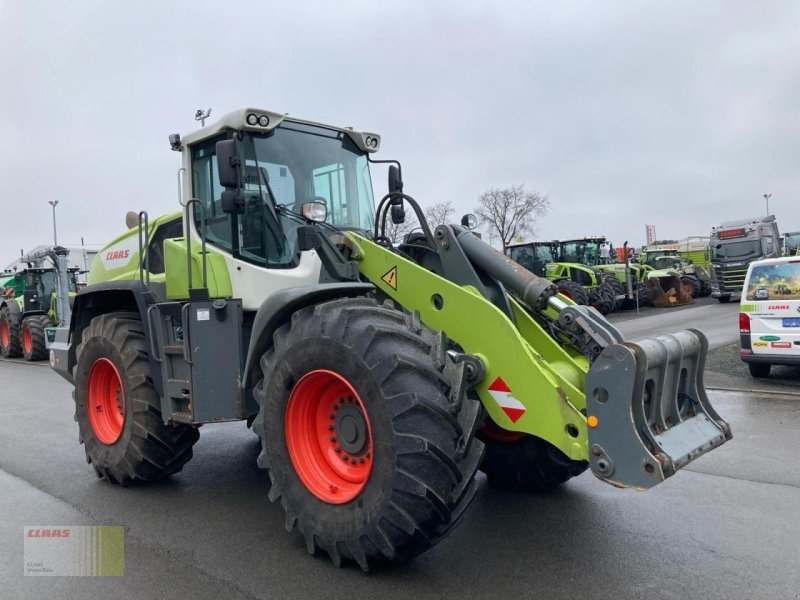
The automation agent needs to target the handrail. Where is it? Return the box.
[137,211,150,288]
[180,303,193,365]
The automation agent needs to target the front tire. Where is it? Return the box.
[253,298,484,570]
[555,280,589,305]
[22,316,49,361]
[74,312,199,485]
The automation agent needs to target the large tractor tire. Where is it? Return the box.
[0,306,22,358]
[478,421,588,491]
[253,298,484,571]
[74,312,199,485]
[681,276,701,298]
[22,316,49,361]
[588,286,613,315]
[605,277,626,311]
[555,280,589,305]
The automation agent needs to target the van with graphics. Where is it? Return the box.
[740,256,800,378]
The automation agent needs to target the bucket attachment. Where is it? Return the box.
[646,273,693,307]
[585,329,731,490]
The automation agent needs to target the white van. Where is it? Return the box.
[740,256,800,378]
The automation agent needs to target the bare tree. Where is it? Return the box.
[474,185,550,250]
[425,200,455,228]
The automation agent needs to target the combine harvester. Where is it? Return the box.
[48,108,731,569]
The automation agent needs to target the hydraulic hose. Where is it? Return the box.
[452,226,557,310]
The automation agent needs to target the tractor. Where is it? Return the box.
[48,108,731,570]
[506,239,620,313]
[505,240,590,304]
[0,247,77,361]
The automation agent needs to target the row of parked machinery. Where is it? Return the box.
[506,236,711,312]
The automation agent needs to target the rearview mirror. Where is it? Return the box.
[388,165,403,195]
[221,190,245,214]
[216,139,241,189]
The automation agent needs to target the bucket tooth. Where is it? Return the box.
[585,328,731,490]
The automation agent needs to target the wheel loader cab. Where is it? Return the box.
[189,119,376,274]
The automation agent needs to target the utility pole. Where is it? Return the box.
[763,193,772,215]
[48,200,59,245]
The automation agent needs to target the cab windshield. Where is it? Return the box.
[561,241,599,265]
[712,240,761,261]
[192,121,375,269]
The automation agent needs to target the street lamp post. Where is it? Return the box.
[763,193,772,215]
[48,200,59,245]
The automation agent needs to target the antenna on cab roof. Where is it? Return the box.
[194,108,212,126]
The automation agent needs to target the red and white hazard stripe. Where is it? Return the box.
[487,377,526,423]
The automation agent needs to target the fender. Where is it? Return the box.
[242,283,374,399]
[0,298,21,321]
[65,281,163,391]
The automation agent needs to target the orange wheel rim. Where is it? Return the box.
[86,358,125,444]
[23,326,32,354]
[0,320,8,348]
[285,370,373,504]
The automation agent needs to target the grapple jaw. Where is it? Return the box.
[585,328,731,490]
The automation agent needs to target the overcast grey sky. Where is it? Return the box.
[0,0,797,257]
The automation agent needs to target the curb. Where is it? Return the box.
[706,385,800,398]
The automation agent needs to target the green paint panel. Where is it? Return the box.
[350,233,588,461]
[163,238,232,300]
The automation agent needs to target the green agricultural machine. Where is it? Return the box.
[557,238,625,312]
[506,239,621,313]
[0,247,76,361]
[49,108,730,570]
[505,240,592,304]
[651,255,712,297]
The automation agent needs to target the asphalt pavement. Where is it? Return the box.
[2,300,799,599]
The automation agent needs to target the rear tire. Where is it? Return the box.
[253,298,484,570]
[555,280,588,305]
[0,306,21,358]
[748,363,771,378]
[718,296,732,304]
[478,424,588,491]
[22,316,49,361]
[74,312,199,485]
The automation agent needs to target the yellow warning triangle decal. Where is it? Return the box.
[381,266,398,291]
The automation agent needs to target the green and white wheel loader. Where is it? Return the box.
[49,108,731,570]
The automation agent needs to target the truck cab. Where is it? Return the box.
[710,215,780,303]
